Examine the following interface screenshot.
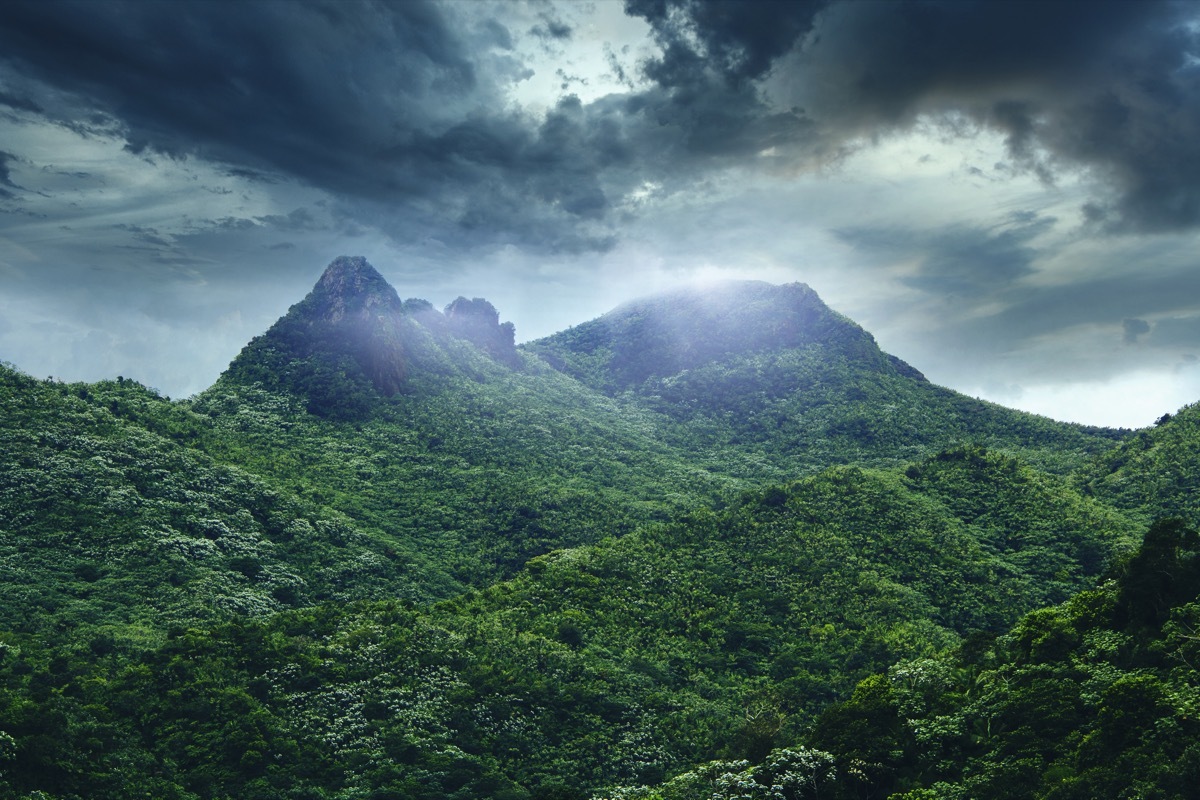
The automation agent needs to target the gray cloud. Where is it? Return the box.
[0,150,18,197]
[1123,317,1151,344]
[836,213,1053,298]
[629,0,1200,234]
[530,10,573,42]
[0,0,634,254]
[4,0,1195,258]
[627,0,826,87]
[1149,314,1200,350]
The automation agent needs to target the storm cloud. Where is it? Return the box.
[3,0,1198,246]
[0,151,18,198]
[2,0,1200,425]
[627,0,1200,232]
[0,0,642,252]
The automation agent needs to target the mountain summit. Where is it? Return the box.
[526,280,924,393]
[308,255,405,324]
[220,256,518,417]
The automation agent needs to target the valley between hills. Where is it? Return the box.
[2,256,1198,799]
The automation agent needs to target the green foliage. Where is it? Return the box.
[1,271,1190,800]
[0,424,1137,797]
[528,282,1128,478]
[790,519,1200,800]
[192,364,737,599]
[0,365,412,645]
[1079,401,1200,525]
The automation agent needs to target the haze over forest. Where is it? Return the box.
[4,0,1200,427]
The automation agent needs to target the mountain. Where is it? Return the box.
[529,280,1126,476]
[193,260,1132,600]
[2,255,1190,800]
[524,280,901,392]
[222,256,521,418]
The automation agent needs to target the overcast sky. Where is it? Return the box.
[2,0,1200,427]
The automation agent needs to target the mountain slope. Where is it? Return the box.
[0,365,407,643]
[1077,400,1200,526]
[528,281,1128,476]
[223,256,522,419]
[786,518,1200,800]
[188,262,1133,600]
[524,281,893,392]
[0,448,1137,798]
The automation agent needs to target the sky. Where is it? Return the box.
[2,0,1200,428]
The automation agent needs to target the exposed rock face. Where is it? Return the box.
[309,256,405,324]
[220,256,410,414]
[301,256,409,396]
[444,297,520,367]
[222,258,523,416]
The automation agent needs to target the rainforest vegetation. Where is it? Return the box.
[1,257,1194,799]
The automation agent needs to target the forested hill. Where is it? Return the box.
[1077,400,1200,526]
[188,259,1133,599]
[221,256,523,419]
[0,445,1140,798]
[524,280,898,392]
[527,279,1127,476]
[2,255,1188,800]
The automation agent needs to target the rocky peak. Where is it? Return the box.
[444,297,520,367]
[308,256,404,323]
[222,259,528,416]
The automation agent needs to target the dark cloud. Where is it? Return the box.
[6,0,1193,259]
[627,0,825,86]
[628,0,1200,233]
[0,0,629,253]
[836,214,1053,298]
[1149,314,1200,350]
[924,261,1200,375]
[531,11,572,41]
[0,150,19,196]
[1123,317,1151,344]
[0,87,41,113]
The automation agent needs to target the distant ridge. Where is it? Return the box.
[525,280,925,393]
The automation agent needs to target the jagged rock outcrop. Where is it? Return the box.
[304,256,409,395]
[444,297,520,368]
[220,257,520,417]
[308,256,405,324]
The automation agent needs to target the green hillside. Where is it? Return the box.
[1,257,1192,800]
[186,263,1130,599]
[0,448,1136,799]
[527,281,1127,476]
[1078,401,1200,526]
[787,517,1200,800]
[0,366,414,641]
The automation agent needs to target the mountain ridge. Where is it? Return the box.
[524,279,925,394]
[2,254,1183,800]
[220,256,522,417]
